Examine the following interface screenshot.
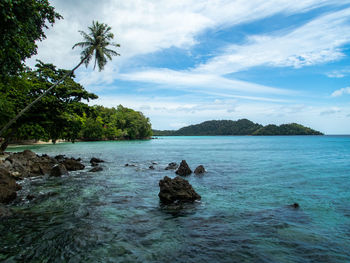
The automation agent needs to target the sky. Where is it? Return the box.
[27,0,350,134]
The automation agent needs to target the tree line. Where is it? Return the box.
[0,0,151,152]
[153,119,323,136]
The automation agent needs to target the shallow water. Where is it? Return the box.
[1,136,350,262]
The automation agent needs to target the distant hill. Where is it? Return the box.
[153,119,323,136]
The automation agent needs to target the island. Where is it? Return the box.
[153,119,323,136]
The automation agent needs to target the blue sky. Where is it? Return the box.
[28,0,350,134]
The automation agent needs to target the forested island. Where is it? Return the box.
[153,119,323,136]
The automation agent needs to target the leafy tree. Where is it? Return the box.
[0,62,98,151]
[0,20,120,139]
[0,0,61,75]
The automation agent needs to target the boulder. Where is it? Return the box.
[194,165,206,175]
[0,168,20,204]
[62,158,85,171]
[149,165,155,170]
[158,176,201,204]
[89,166,103,172]
[50,164,68,177]
[90,157,104,164]
[175,160,192,176]
[91,162,98,167]
[165,162,178,170]
[54,154,66,163]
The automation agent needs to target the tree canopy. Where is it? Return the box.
[0,0,61,75]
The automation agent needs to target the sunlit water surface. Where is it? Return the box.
[1,136,350,262]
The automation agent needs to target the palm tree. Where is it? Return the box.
[0,21,120,138]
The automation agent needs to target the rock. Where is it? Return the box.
[90,157,104,164]
[158,176,201,204]
[0,168,20,204]
[165,162,178,170]
[0,205,12,218]
[149,165,155,170]
[62,158,85,171]
[89,166,103,172]
[91,162,98,167]
[54,154,66,163]
[125,163,136,167]
[6,150,58,176]
[26,194,35,201]
[194,165,206,175]
[175,160,192,176]
[50,164,68,177]
[290,203,300,209]
[152,161,158,165]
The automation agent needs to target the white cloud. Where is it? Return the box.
[119,68,293,95]
[331,87,350,97]
[195,7,350,74]
[327,69,350,78]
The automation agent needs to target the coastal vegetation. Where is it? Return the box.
[0,1,151,152]
[153,119,323,136]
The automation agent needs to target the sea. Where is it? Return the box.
[1,136,350,262]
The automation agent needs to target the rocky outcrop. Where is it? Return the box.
[90,157,104,164]
[50,164,68,177]
[0,168,21,204]
[61,158,85,171]
[175,160,192,176]
[165,162,178,170]
[158,176,201,204]
[4,150,58,177]
[194,165,205,175]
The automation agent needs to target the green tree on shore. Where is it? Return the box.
[0,20,120,141]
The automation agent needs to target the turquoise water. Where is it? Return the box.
[1,136,350,262]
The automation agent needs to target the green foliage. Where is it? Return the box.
[72,20,120,71]
[0,61,98,141]
[80,105,152,140]
[0,0,62,75]
[153,119,323,136]
[253,123,323,135]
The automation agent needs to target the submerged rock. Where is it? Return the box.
[149,165,155,170]
[0,205,12,218]
[289,203,300,209]
[90,157,104,164]
[165,162,178,170]
[194,165,206,175]
[158,176,201,204]
[50,164,68,177]
[89,166,103,172]
[175,160,192,176]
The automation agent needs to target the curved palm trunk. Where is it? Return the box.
[0,56,87,146]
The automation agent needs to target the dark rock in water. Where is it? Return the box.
[290,203,300,209]
[50,164,68,177]
[89,166,103,172]
[125,163,136,167]
[152,161,158,165]
[0,205,12,218]
[158,176,201,204]
[175,160,192,176]
[194,165,206,175]
[90,157,104,164]
[91,162,98,167]
[149,165,155,170]
[5,150,58,176]
[165,162,178,170]
[62,158,85,171]
[0,168,20,204]
[26,194,35,201]
[54,154,66,163]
